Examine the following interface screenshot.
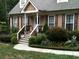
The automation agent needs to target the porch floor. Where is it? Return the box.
[14,44,79,57]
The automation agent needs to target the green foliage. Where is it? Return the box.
[43,23,49,34]
[67,31,79,41]
[0,44,79,59]
[64,35,78,48]
[0,22,10,33]
[29,36,36,45]
[10,33,18,44]
[0,0,19,33]
[12,27,18,33]
[0,0,19,21]
[36,34,47,44]
[29,34,47,45]
[47,27,68,42]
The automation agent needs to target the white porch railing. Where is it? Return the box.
[30,24,38,36]
[17,24,39,40]
[17,24,26,40]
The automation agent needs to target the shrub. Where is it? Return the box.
[29,36,36,45]
[47,27,68,42]
[42,23,49,34]
[0,34,11,43]
[64,35,77,48]
[68,31,79,41]
[10,33,18,44]
[36,34,47,44]
[0,24,10,34]
[12,27,18,33]
[29,34,47,45]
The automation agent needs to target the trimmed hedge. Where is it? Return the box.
[47,27,68,42]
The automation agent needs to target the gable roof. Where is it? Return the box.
[9,2,22,14]
[21,0,38,13]
[9,0,79,14]
[31,0,79,11]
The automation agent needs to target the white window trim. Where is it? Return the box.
[21,0,38,13]
[65,14,75,31]
[48,16,55,27]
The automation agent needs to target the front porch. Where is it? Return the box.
[24,13,47,33]
[17,13,47,44]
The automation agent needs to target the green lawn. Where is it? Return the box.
[0,43,79,59]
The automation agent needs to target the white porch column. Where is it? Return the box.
[36,13,39,32]
[24,13,27,31]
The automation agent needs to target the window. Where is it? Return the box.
[48,16,55,28]
[57,0,68,3]
[65,14,74,31]
[13,16,18,28]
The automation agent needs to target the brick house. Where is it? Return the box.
[9,0,79,43]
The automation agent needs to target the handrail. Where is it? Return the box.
[30,24,38,36]
[17,24,26,40]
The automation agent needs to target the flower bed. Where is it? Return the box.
[29,27,79,51]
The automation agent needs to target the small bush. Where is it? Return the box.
[0,24,10,34]
[29,34,47,45]
[47,27,68,42]
[29,36,36,45]
[68,31,79,41]
[36,34,47,44]
[42,23,49,34]
[10,33,18,44]
[12,27,18,33]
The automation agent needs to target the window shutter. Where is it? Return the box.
[74,13,78,30]
[17,16,19,29]
[55,15,58,27]
[12,16,13,28]
[46,15,48,24]
[62,14,65,29]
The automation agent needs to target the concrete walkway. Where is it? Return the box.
[14,44,79,57]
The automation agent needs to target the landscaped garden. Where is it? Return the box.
[29,23,79,51]
[0,43,79,59]
[0,21,79,59]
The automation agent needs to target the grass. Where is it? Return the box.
[0,43,79,59]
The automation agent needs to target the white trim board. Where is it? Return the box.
[21,0,39,13]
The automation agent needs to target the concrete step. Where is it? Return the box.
[19,42,29,44]
[19,34,30,44]
[19,41,28,43]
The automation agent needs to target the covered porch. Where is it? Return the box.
[24,13,47,34]
[17,12,47,42]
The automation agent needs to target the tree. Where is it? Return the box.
[0,0,19,33]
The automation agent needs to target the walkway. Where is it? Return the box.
[14,44,79,57]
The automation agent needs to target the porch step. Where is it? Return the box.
[19,34,30,44]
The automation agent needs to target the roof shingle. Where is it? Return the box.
[9,0,79,14]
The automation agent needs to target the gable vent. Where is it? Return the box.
[20,0,27,8]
